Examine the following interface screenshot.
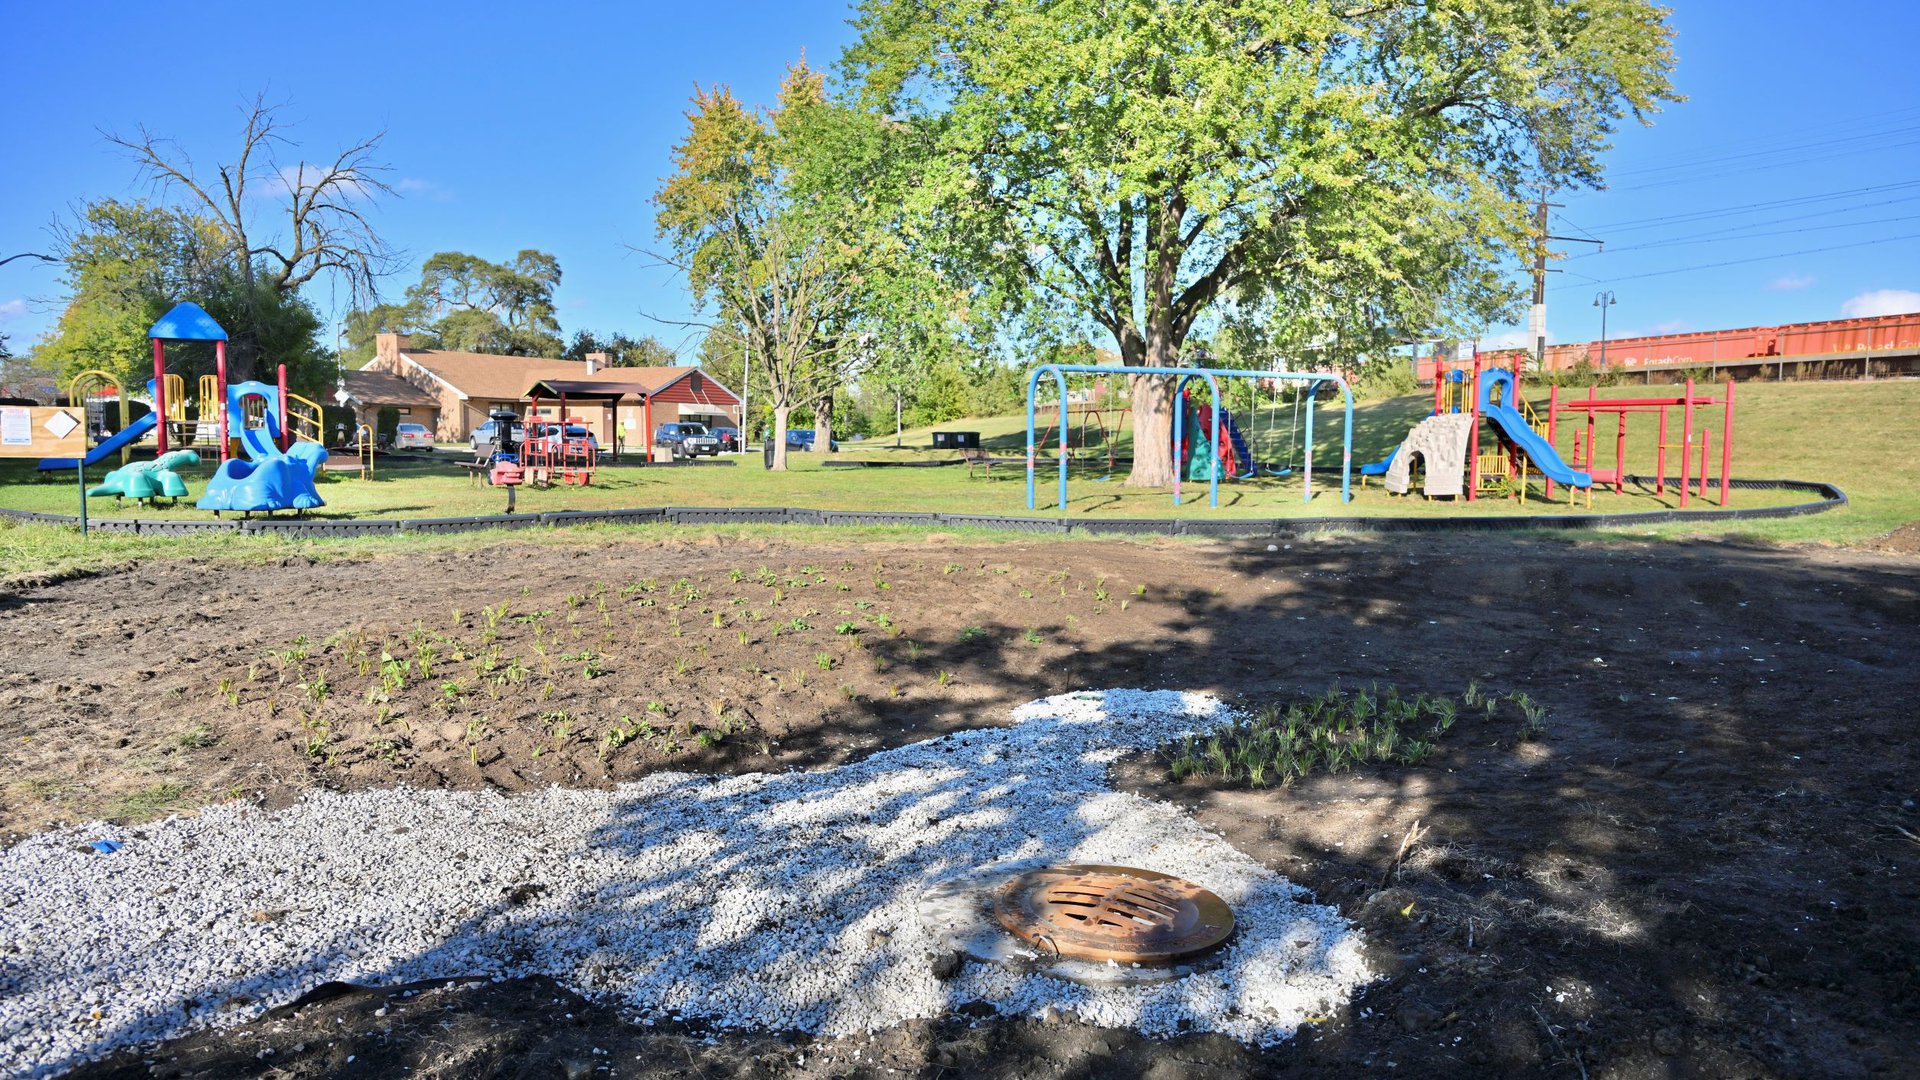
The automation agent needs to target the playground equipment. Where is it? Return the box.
[37,373,155,471]
[1363,351,1735,507]
[1034,404,1130,477]
[1549,378,1735,508]
[88,450,200,505]
[148,301,326,462]
[195,381,330,516]
[1026,364,1354,510]
[522,419,598,486]
[1364,352,1590,501]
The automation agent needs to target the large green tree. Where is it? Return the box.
[564,329,677,367]
[845,0,1679,485]
[654,62,939,467]
[343,250,567,362]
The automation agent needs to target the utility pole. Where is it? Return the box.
[1532,192,1604,374]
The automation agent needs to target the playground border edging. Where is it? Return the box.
[0,477,1849,540]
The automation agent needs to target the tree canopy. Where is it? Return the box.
[343,249,567,361]
[564,329,678,367]
[653,61,935,466]
[843,0,1679,484]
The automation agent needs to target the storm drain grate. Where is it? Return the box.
[993,864,1234,966]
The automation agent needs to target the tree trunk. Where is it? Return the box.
[1123,325,1184,488]
[771,405,791,471]
[812,391,833,453]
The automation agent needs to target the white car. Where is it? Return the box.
[393,423,435,451]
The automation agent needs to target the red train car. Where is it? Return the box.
[1414,310,1920,380]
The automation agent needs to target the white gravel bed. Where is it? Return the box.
[0,689,1372,1077]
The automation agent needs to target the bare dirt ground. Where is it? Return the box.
[2,533,1917,1079]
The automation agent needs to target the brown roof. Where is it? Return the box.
[340,369,441,409]
[400,349,707,401]
[399,349,587,400]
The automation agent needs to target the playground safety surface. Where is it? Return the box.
[2,532,1916,1078]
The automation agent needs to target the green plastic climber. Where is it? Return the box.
[88,450,201,505]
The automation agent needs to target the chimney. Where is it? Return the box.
[585,351,610,375]
[375,332,411,370]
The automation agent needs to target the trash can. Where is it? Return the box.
[933,431,982,450]
[763,441,775,470]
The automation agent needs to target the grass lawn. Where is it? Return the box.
[1,379,1913,580]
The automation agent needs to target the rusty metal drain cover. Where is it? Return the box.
[993,864,1234,965]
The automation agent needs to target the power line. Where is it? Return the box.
[1549,230,1920,291]
[1607,136,1920,193]
[1582,180,1920,233]
[1604,119,1920,179]
[1569,203,1920,258]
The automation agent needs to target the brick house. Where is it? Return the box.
[362,334,742,448]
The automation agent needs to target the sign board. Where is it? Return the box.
[0,407,86,459]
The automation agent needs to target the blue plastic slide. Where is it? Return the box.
[36,410,157,471]
[1478,368,1591,488]
[197,381,328,514]
[1218,409,1255,477]
[1359,446,1396,477]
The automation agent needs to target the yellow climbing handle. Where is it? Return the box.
[285,391,325,444]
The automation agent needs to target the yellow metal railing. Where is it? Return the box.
[67,370,132,463]
[286,392,325,444]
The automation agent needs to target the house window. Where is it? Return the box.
[397,408,412,416]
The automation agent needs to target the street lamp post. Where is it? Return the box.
[1593,291,1617,369]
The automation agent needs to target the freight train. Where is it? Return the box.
[1415,310,1920,380]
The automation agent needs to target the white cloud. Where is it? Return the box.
[0,298,25,321]
[255,163,376,201]
[1768,274,1815,291]
[395,177,453,202]
[1840,288,1920,318]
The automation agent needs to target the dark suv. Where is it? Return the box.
[654,422,721,457]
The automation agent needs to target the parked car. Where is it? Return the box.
[469,417,526,456]
[393,423,435,451]
[528,422,599,451]
[710,426,741,452]
[654,422,722,457]
[784,428,841,452]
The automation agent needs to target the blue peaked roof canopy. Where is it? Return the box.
[149,301,228,342]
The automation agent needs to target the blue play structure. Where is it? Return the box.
[196,380,328,515]
[1477,368,1590,488]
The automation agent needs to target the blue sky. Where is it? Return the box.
[3,1,1917,358]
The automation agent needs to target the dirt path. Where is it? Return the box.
[2,533,1916,1079]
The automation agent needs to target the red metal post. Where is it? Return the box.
[1656,406,1668,495]
[1719,380,1734,507]
[215,339,229,462]
[1585,385,1596,481]
[1545,385,1558,499]
[644,396,653,460]
[151,337,168,455]
[1699,429,1711,500]
[1678,378,1694,509]
[1614,410,1627,494]
[1432,360,1444,414]
[276,364,291,451]
[1466,353,1482,501]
